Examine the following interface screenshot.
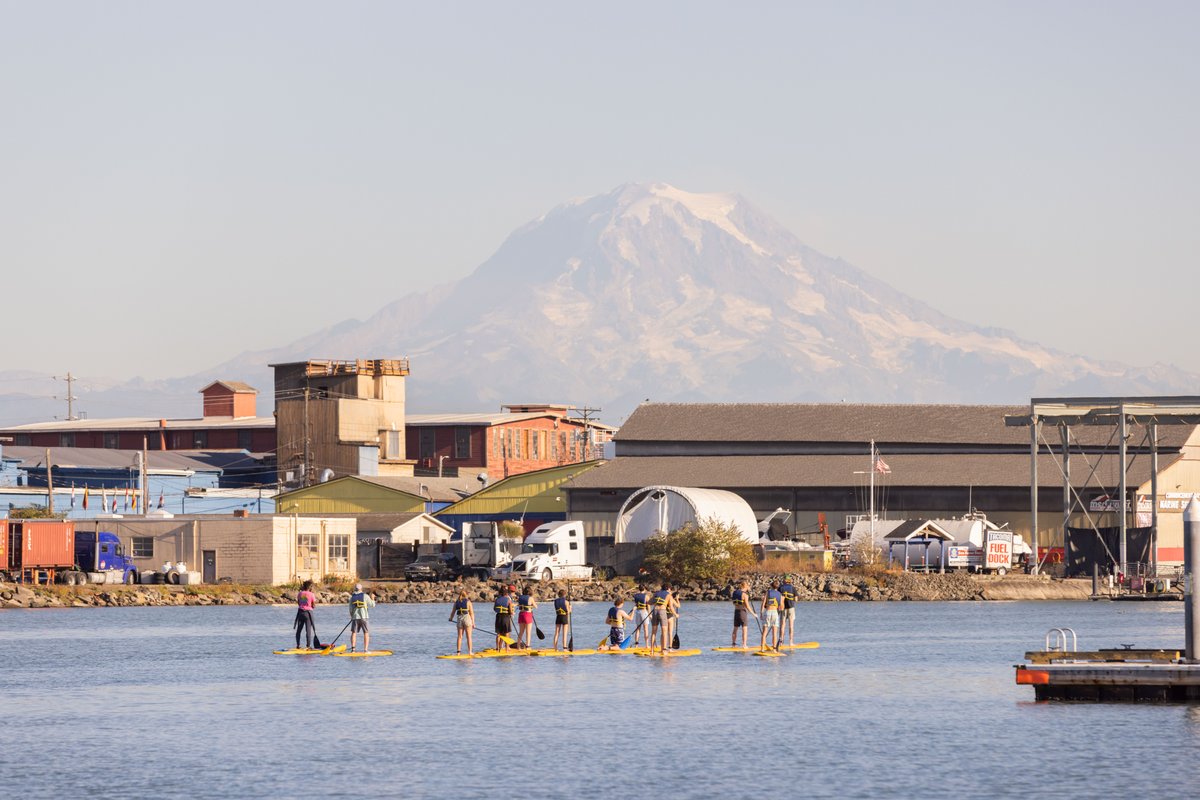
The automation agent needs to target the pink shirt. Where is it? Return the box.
[297,590,316,611]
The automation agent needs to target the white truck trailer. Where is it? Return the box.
[491,521,594,581]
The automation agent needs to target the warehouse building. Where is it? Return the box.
[564,401,1200,572]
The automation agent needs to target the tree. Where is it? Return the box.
[9,506,65,520]
[641,516,756,583]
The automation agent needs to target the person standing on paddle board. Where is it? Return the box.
[759,581,783,651]
[294,580,318,649]
[730,580,752,648]
[552,589,571,651]
[650,584,672,653]
[631,584,651,648]
[516,586,538,649]
[494,587,514,651]
[449,589,474,655]
[348,584,376,653]
[600,597,632,650]
[779,575,799,646]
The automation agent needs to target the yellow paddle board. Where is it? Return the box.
[437,653,478,660]
[533,649,597,656]
[333,650,393,658]
[637,649,701,657]
[600,647,651,655]
[778,642,820,650]
[711,646,757,653]
[475,648,535,658]
[273,645,346,655]
[753,650,786,657]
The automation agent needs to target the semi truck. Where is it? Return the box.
[491,521,595,581]
[456,521,520,580]
[2,520,139,585]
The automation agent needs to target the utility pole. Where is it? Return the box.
[54,373,79,420]
[142,436,149,517]
[571,405,602,460]
[302,384,311,487]
[45,448,54,514]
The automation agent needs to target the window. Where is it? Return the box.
[328,533,349,572]
[238,429,253,451]
[454,427,471,459]
[191,431,208,449]
[385,430,401,459]
[531,429,539,460]
[15,434,30,446]
[103,433,120,449]
[569,541,578,551]
[419,429,435,461]
[59,433,75,447]
[132,537,154,557]
[297,533,319,573]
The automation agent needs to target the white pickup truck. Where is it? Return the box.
[491,521,594,581]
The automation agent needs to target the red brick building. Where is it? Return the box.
[406,404,614,481]
[0,382,276,452]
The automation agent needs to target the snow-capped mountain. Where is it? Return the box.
[4,183,1194,426]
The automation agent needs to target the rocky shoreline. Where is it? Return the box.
[0,572,1101,610]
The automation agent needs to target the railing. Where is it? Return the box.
[1044,627,1077,653]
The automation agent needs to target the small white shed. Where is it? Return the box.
[614,485,759,544]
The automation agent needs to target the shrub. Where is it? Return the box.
[642,516,756,584]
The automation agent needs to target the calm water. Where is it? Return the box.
[2,600,1199,799]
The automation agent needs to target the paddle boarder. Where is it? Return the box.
[650,583,672,653]
[730,580,752,648]
[631,584,651,648]
[779,574,799,646]
[552,589,571,651]
[349,583,376,653]
[449,589,475,655]
[516,586,538,649]
[600,597,632,650]
[294,580,318,650]
[494,586,515,651]
[759,581,783,651]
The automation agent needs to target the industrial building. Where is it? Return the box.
[564,401,1200,574]
[0,381,275,452]
[407,404,614,481]
[75,514,357,585]
[275,474,477,515]
[271,358,412,484]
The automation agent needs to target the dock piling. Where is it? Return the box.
[1185,496,1200,663]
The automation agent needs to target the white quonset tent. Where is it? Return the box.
[614,485,759,544]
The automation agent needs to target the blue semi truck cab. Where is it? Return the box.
[74,531,139,585]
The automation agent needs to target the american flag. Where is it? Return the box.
[874,455,891,475]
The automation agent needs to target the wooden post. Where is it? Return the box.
[45,448,54,514]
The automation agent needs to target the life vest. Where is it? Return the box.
[554,598,569,618]
[780,584,796,606]
[494,596,512,615]
[606,606,622,626]
[518,594,533,612]
[351,591,367,609]
[765,590,781,610]
[453,599,469,618]
[732,589,745,606]
[633,592,648,610]
[653,590,669,607]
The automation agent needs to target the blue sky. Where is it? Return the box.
[2,1,1197,378]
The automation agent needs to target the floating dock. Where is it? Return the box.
[1014,496,1200,702]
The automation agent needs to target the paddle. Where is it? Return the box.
[319,619,353,652]
[671,613,681,650]
[532,611,545,641]
[474,623,516,647]
[567,580,574,652]
[620,606,654,649]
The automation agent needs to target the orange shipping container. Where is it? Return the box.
[6,520,75,571]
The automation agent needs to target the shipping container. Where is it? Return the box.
[5,520,75,581]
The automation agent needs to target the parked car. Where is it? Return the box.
[404,552,459,582]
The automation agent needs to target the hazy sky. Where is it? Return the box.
[2,1,1198,381]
